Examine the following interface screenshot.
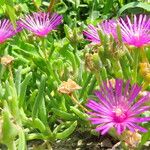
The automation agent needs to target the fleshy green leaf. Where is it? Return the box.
[51,108,78,121]
[19,72,32,108]
[118,2,150,15]
[32,74,46,119]
[56,121,77,139]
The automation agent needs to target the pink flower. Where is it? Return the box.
[83,19,117,44]
[119,15,150,47]
[18,12,62,37]
[86,79,150,135]
[0,19,17,43]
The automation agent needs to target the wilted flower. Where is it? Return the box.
[1,55,14,66]
[83,19,117,44]
[0,19,17,43]
[18,12,62,37]
[86,79,150,135]
[119,15,150,47]
[58,79,81,95]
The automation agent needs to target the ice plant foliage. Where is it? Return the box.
[86,79,150,135]
[18,12,62,37]
[119,15,150,47]
[83,19,117,44]
[0,19,17,43]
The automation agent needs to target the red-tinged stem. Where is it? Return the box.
[47,0,55,12]
[70,94,89,112]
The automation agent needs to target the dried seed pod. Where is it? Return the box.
[58,79,81,95]
[0,55,14,66]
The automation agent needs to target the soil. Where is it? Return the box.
[25,131,119,150]
[52,131,118,150]
[1,131,150,150]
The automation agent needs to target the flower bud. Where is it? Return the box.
[14,4,22,12]
[85,53,102,72]
[85,53,95,72]
[64,25,83,45]
[92,53,102,70]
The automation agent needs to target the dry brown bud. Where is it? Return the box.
[85,53,95,72]
[139,62,150,82]
[0,55,14,66]
[58,79,81,95]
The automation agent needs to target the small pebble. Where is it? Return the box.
[77,140,83,146]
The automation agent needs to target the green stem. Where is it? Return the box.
[42,38,48,59]
[112,58,123,78]
[90,0,96,21]
[32,0,40,11]
[95,70,102,85]
[8,65,17,100]
[88,75,97,95]
[140,46,148,63]
[7,141,16,150]
[26,133,44,140]
[8,65,21,124]
[0,65,6,80]
[133,49,140,83]
[79,73,93,99]
[47,60,61,83]
[41,38,60,83]
[70,94,89,112]
[116,60,123,78]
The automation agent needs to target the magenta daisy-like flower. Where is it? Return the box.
[18,12,62,37]
[86,79,150,135]
[83,19,117,44]
[0,19,17,43]
[119,15,150,47]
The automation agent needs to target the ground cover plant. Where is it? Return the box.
[0,0,150,149]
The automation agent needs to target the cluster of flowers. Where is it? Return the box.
[84,15,150,47]
[0,12,62,43]
[1,13,150,48]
